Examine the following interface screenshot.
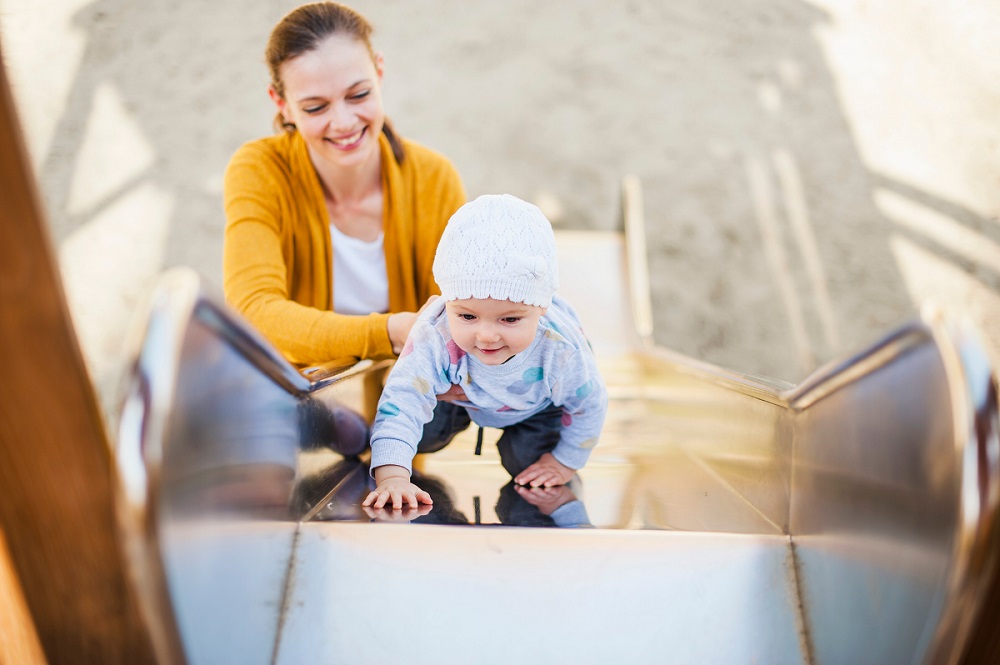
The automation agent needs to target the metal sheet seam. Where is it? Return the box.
[788,535,816,665]
[681,446,786,535]
[270,526,303,665]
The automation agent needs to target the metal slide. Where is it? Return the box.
[113,178,1000,665]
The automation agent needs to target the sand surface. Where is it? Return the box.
[2,0,999,399]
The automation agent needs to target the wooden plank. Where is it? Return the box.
[0,529,47,665]
[0,52,157,664]
[959,498,1000,664]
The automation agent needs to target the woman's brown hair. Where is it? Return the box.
[265,2,405,163]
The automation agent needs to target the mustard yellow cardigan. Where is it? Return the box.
[223,131,466,365]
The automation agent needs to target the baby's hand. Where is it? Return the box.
[362,475,433,510]
[514,452,576,488]
[514,484,577,515]
[362,503,434,522]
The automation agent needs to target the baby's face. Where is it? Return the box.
[444,298,546,365]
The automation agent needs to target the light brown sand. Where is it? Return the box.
[2,0,999,398]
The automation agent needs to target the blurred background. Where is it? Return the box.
[2,0,999,406]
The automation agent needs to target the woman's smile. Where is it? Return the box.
[326,127,367,149]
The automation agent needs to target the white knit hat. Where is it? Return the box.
[433,194,559,308]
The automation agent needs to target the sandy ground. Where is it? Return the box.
[2,0,999,404]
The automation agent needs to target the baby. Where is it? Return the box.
[363,194,607,511]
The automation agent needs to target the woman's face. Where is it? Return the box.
[272,34,385,171]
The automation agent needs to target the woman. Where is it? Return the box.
[223,2,466,367]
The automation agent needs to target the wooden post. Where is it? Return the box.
[0,51,158,664]
[0,530,46,665]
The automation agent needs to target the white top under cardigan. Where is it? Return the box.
[330,223,389,315]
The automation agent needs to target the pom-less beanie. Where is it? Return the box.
[433,194,559,308]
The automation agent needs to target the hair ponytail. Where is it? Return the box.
[381,117,405,164]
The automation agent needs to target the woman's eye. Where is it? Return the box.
[303,104,326,114]
[349,90,370,101]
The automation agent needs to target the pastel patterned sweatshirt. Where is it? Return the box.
[370,296,607,474]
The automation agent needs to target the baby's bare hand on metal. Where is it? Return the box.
[362,477,433,510]
[514,452,576,488]
[514,484,576,515]
[362,503,433,522]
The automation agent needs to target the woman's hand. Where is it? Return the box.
[514,452,576,488]
[387,311,417,354]
[387,296,440,354]
[436,384,468,403]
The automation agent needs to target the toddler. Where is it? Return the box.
[363,194,607,510]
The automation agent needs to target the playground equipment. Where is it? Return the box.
[111,177,1000,664]
[2,53,997,663]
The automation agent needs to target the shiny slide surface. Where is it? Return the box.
[112,180,1000,665]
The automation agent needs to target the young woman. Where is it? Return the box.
[223,2,466,367]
